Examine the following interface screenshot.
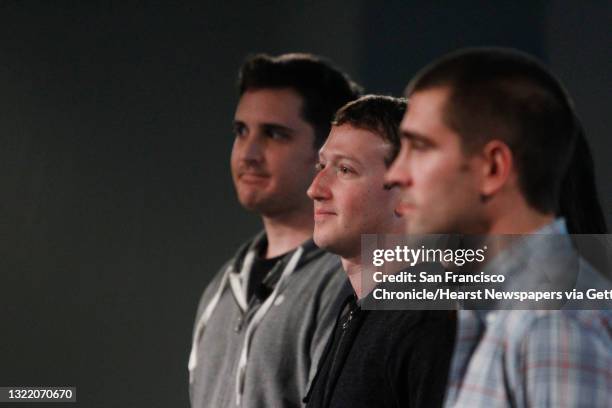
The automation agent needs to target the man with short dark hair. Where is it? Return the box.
[385,47,612,407]
[304,95,456,408]
[189,53,361,408]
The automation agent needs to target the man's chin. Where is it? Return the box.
[403,219,434,235]
[313,234,336,252]
[313,235,356,259]
[312,234,327,250]
[237,196,271,214]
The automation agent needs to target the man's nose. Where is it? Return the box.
[385,149,413,189]
[307,169,332,201]
[241,135,264,163]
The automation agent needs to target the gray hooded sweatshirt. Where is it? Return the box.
[189,232,349,408]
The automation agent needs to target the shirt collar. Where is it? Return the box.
[473,218,568,323]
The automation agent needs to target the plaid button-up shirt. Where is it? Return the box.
[445,220,612,407]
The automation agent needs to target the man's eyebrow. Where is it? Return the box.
[400,129,430,141]
[231,120,296,133]
[261,123,295,133]
[319,152,363,166]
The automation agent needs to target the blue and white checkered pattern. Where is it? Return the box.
[445,220,612,407]
[446,309,612,407]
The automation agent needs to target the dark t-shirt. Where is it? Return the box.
[246,251,284,301]
[305,295,456,408]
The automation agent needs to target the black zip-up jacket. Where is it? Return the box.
[304,294,456,408]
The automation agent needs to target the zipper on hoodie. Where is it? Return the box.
[234,315,243,332]
[235,288,269,333]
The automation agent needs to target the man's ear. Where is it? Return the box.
[479,140,513,199]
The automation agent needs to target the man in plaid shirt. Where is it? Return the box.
[385,47,612,407]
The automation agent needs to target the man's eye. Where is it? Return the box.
[338,165,354,175]
[410,138,429,150]
[233,124,247,138]
[315,162,325,172]
[266,129,288,140]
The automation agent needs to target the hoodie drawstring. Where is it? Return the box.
[234,246,303,406]
[188,243,304,408]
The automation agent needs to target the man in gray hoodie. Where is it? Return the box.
[189,53,361,408]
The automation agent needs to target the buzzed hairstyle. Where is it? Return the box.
[333,95,407,166]
[407,47,577,214]
[238,53,363,148]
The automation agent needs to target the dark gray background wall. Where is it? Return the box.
[1,2,609,407]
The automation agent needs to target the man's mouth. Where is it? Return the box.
[314,208,336,220]
[239,172,270,183]
[395,201,416,216]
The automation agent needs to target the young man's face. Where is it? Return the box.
[385,87,485,234]
[307,124,403,259]
[231,88,317,217]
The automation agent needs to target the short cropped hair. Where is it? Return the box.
[333,95,407,166]
[407,47,577,214]
[238,53,363,148]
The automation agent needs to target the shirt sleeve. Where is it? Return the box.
[518,312,612,407]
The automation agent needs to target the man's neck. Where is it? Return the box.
[341,256,363,299]
[486,196,555,234]
[261,209,313,259]
[478,204,556,261]
[488,211,555,235]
